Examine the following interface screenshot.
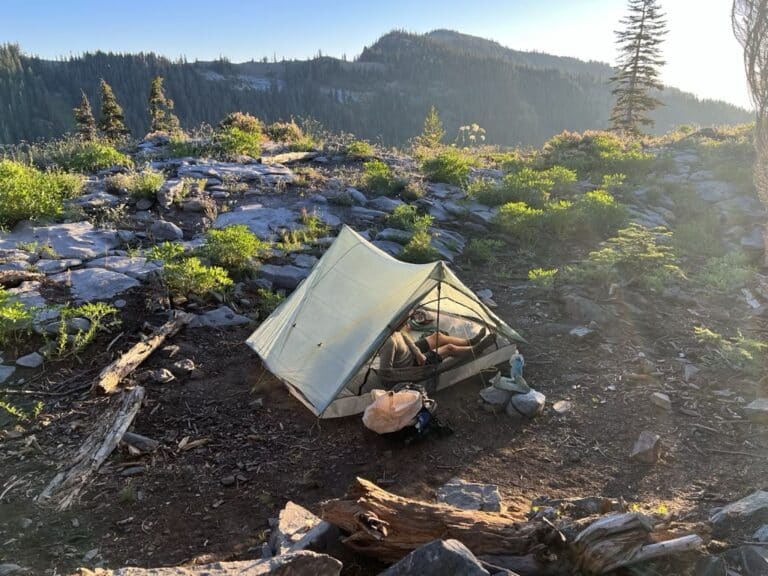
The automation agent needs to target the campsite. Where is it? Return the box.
[2,2,768,575]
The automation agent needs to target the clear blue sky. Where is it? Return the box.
[0,0,751,109]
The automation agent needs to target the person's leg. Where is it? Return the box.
[436,343,474,358]
[425,332,472,348]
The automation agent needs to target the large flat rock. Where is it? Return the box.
[259,264,309,290]
[213,204,297,240]
[437,478,503,513]
[0,222,121,260]
[178,161,295,186]
[50,268,140,302]
[86,256,161,280]
[189,306,250,329]
[379,539,489,576]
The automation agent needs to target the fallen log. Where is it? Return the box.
[0,269,43,288]
[37,386,145,510]
[321,477,546,563]
[259,151,318,165]
[92,311,193,394]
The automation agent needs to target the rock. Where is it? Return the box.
[339,187,364,205]
[379,539,489,576]
[436,478,503,513]
[150,220,184,241]
[86,256,161,280]
[50,268,139,302]
[83,548,100,562]
[220,475,236,487]
[157,179,185,208]
[552,400,573,415]
[149,368,175,384]
[711,491,768,536]
[0,221,120,260]
[214,204,298,240]
[106,552,342,575]
[376,228,413,244]
[0,365,16,384]
[135,198,154,211]
[171,358,195,377]
[292,254,318,269]
[7,281,47,308]
[259,264,310,290]
[506,389,546,418]
[269,501,338,556]
[694,555,727,576]
[741,228,765,253]
[15,352,43,369]
[113,299,127,308]
[696,180,738,203]
[683,363,700,382]
[0,564,25,576]
[562,294,613,326]
[724,545,768,576]
[189,306,250,329]
[0,261,30,272]
[74,191,120,208]
[34,258,82,274]
[753,525,768,543]
[745,398,768,424]
[350,206,388,221]
[650,392,672,411]
[569,326,595,339]
[178,161,295,186]
[372,240,402,256]
[369,196,403,212]
[630,431,661,464]
[478,386,512,413]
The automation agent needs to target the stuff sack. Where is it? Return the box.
[362,389,424,434]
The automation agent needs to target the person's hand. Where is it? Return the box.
[416,352,427,366]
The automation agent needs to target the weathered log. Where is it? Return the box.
[92,311,193,394]
[259,151,318,165]
[121,431,159,455]
[37,386,145,510]
[0,269,43,288]
[320,477,545,563]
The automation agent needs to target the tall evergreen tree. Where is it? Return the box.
[609,0,668,135]
[97,79,129,141]
[148,75,180,134]
[416,105,445,148]
[733,0,768,262]
[72,90,97,141]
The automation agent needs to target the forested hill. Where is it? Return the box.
[0,30,752,146]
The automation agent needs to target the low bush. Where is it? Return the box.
[18,138,133,173]
[266,121,304,143]
[572,190,627,239]
[256,288,285,315]
[471,166,577,207]
[422,148,473,186]
[694,326,765,375]
[215,112,264,158]
[107,168,164,200]
[203,225,269,272]
[387,205,433,232]
[0,287,32,347]
[346,140,374,159]
[695,252,754,294]
[364,159,393,193]
[528,268,558,289]
[163,257,233,299]
[465,238,504,265]
[565,224,683,291]
[493,202,545,245]
[146,241,185,263]
[53,302,121,358]
[218,112,263,133]
[401,180,425,201]
[0,160,84,227]
[398,230,440,263]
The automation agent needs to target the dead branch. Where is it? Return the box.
[37,386,145,510]
[92,311,193,394]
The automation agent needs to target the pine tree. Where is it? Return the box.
[609,0,668,136]
[148,75,181,134]
[97,79,129,141]
[416,105,445,148]
[72,90,97,141]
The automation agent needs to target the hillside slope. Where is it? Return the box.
[0,30,751,145]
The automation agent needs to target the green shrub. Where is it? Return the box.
[218,112,263,133]
[401,180,425,201]
[471,166,577,207]
[566,224,683,291]
[422,149,473,186]
[0,287,32,347]
[163,257,233,299]
[694,326,765,375]
[543,200,578,240]
[266,121,302,142]
[364,159,393,193]
[399,230,440,263]
[346,140,374,159]
[387,204,433,232]
[215,126,263,157]
[53,302,121,358]
[146,241,186,262]
[673,218,724,258]
[695,252,754,294]
[572,190,628,239]
[528,268,558,289]
[203,225,269,272]
[465,238,504,265]
[493,202,545,245]
[256,288,285,315]
[0,160,85,227]
[126,169,165,199]
[49,139,132,172]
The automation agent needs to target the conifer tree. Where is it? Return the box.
[97,79,129,141]
[609,0,668,136]
[148,75,181,134]
[416,105,445,148]
[72,90,97,141]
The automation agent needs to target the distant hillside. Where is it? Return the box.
[0,30,752,146]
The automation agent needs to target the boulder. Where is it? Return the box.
[379,539,489,576]
[214,204,297,240]
[86,256,161,280]
[372,240,402,256]
[711,491,768,536]
[7,281,47,307]
[753,525,768,543]
[292,254,318,269]
[189,306,250,329]
[150,220,184,241]
[478,385,512,413]
[369,196,403,212]
[376,228,413,244]
[92,551,342,575]
[723,545,768,576]
[0,365,16,384]
[562,294,613,326]
[629,431,661,464]
[157,179,184,208]
[259,264,310,291]
[694,555,727,576]
[345,187,367,205]
[350,206,387,222]
[0,222,120,260]
[436,478,503,513]
[506,389,545,419]
[177,161,295,186]
[15,352,43,369]
[35,258,82,275]
[269,501,338,556]
[135,198,154,211]
[50,268,139,302]
[745,398,768,424]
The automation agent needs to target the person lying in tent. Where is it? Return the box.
[379,315,494,370]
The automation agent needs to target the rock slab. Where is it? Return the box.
[189,306,250,329]
[379,539,490,576]
[436,478,503,513]
[51,268,139,302]
[269,501,338,556]
[711,490,768,536]
[506,389,546,418]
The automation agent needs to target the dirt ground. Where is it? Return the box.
[1,256,767,575]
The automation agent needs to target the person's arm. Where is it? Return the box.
[402,331,427,366]
[379,334,396,370]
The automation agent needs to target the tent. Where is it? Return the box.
[246,225,524,418]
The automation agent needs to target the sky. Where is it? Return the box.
[0,0,752,109]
